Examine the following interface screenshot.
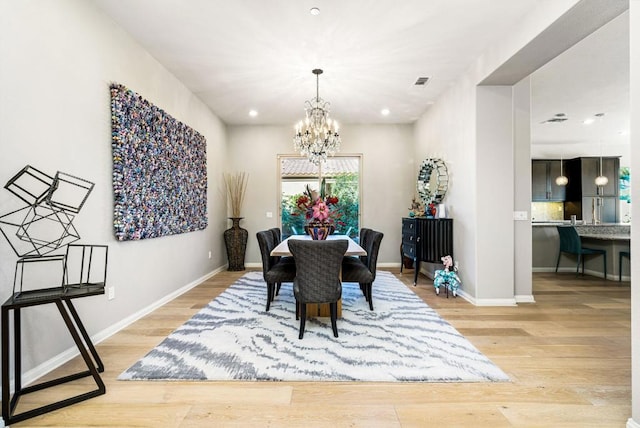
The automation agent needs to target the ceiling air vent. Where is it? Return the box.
[541,113,568,124]
[414,76,430,86]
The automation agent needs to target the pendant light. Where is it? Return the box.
[594,113,608,187]
[555,154,568,186]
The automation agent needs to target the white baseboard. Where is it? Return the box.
[378,262,402,268]
[472,297,518,306]
[534,266,625,282]
[627,418,640,428]
[6,265,226,394]
[245,262,262,268]
[515,294,536,303]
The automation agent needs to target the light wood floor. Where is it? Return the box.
[8,269,631,427]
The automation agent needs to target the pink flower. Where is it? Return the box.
[312,201,329,221]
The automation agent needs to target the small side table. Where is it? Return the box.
[2,286,106,425]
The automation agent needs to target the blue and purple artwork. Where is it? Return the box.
[110,83,207,241]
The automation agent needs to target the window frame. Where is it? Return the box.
[277,154,363,239]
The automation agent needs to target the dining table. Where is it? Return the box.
[270,234,366,257]
[270,234,366,317]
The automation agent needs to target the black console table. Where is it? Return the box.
[2,286,106,425]
[400,217,454,285]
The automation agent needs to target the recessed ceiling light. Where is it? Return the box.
[381,108,390,116]
[583,118,595,125]
[249,110,258,117]
[310,7,320,16]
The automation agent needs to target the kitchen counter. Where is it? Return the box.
[580,233,630,241]
[532,222,630,280]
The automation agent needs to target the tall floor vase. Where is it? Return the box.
[224,217,248,271]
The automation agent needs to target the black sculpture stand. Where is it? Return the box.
[1,287,106,425]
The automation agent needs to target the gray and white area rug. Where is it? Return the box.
[119,271,509,382]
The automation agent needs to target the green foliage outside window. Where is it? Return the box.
[281,172,359,239]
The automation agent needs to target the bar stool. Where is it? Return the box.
[619,251,630,281]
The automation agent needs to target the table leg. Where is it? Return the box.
[1,300,105,425]
[306,300,342,318]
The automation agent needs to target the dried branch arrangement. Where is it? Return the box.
[224,172,249,218]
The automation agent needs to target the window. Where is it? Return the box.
[279,155,361,240]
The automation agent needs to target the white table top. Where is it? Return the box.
[271,235,366,257]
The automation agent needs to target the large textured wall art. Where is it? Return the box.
[110,83,207,241]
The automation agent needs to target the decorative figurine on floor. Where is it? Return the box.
[433,255,461,297]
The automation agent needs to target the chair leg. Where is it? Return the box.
[620,254,623,282]
[276,283,281,296]
[619,254,622,282]
[330,302,338,337]
[603,253,607,280]
[366,284,374,311]
[295,301,299,320]
[578,254,583,276]
[266,283,274,311]
[298,304,306,339]
[555,251,561,273]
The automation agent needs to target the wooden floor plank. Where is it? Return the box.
[7,269,631,427]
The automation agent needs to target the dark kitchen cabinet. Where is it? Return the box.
[532,160,566,201]
[578,157,618,197]
[565,157,619,222]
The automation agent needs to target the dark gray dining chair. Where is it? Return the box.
[555,226,606,277]
[288,239,348,339]
[342,227,371,269]
[341,230,383,310]
[256,230,296,311]
[269,227,294,296]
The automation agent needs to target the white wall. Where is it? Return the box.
[513,77,534,302]
[0,0,228,373]
[413,76,478,295]
[476,86,516,303]
[413,1,581,303]
[227,124,414,266]
[629,1,639,425]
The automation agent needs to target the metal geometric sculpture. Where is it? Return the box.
[0,165,107,300]
[0,165,94,258]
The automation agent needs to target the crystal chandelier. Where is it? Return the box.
[293,69,341,164]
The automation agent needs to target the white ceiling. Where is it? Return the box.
[91,0,629,157]
[531,11,629,159]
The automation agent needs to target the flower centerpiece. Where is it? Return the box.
[294,181,343,240]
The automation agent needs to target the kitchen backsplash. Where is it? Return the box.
[531,202,564,222]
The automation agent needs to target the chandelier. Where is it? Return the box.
[293,69,341,164]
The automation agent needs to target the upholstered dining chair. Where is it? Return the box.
[269,227,294,296]
[555,226,607,278]
[342,227,371,270]
[256,230,296,311]
[341,230,384,310]
[288,239,348,339]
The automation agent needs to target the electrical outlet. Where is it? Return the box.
[454,260,459,270]
[208,251,212,259]
[108,286,115,300]
[266,211,273,218]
